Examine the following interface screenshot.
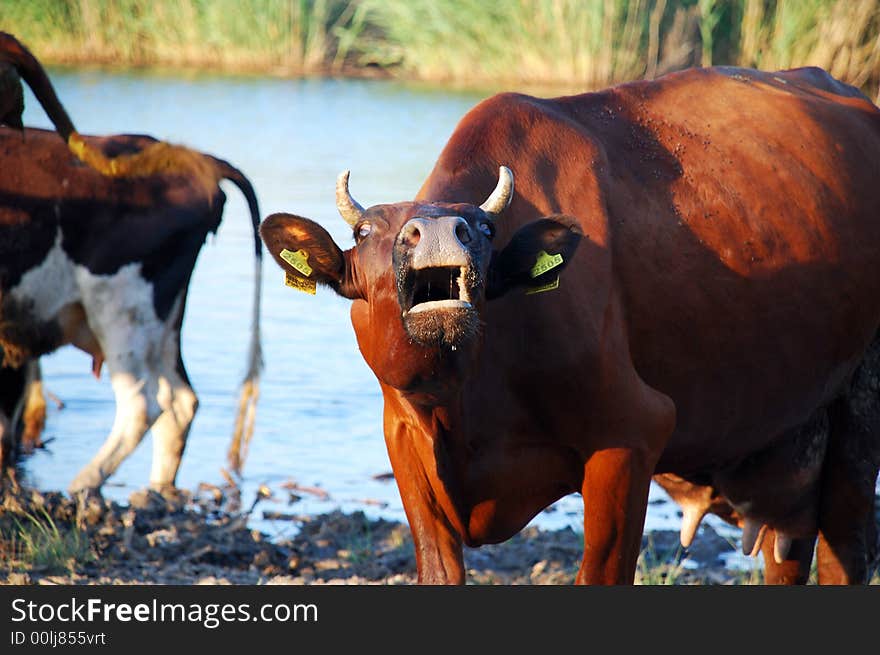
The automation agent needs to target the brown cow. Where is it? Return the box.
[261,65,880,584]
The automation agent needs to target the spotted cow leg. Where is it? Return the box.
[68,360,161,495]
[148,337,198,493]
[760,530,816,585]
[68,268,185,496]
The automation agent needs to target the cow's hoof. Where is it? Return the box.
[149,483,189,507]
[68,470,104,497]
[129,486,188,514]
[155,485,190,511]
[128,488,168,513]
[68,485,102,501]
[70,487,106,527]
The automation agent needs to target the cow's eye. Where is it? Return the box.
[478,222,494,238]
[356,221,372,240]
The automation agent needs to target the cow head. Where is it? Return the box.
[260,167,581,395]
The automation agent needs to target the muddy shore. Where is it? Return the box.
[0,476,769,585]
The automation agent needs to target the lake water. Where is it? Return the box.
[18,68,720,547]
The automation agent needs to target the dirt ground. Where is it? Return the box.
[0,475,767,586]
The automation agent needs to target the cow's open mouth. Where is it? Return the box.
[399,265,480,347]
[405,266,472,314]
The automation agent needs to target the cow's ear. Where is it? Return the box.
[260,213,361,299]
[486,214,583,299]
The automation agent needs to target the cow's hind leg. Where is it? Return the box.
[815,450,878,584]
[815,339,880,584]
[68,358,161,496]
[148,339,198,494]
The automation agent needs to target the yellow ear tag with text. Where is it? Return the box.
[531,250,563,278]
[285,270,317,295]
[280,248,313,277]
[526,276,560,295]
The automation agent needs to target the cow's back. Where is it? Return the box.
[418,66,880,471]
[0,128,223,287]
[0,127,226,363]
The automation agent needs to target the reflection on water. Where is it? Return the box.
[19,69,688,539]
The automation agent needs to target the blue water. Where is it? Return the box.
[18,69,690,543]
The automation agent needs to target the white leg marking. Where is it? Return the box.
[150,374,198,490]
[68,370,159,493]
[149,293,198,490]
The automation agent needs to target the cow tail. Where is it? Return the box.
[0,31,77,141]
[0,32,128,179]
[211,156,264,475]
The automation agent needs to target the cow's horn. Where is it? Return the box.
[479,166,514,216]
[336,170,365,227]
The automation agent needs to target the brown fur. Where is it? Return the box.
[68,133,223,201]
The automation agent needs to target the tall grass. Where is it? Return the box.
[735,0,880,90]
[357,0,659,88]
[4,507,94,574]
[0,0,366,74]
[0,1,878,91]
[360,0,880,91]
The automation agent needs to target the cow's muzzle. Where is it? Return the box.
[395,216,484,347]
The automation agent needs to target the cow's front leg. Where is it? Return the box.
[577,446,657,584]
[385,418,465,585]
[576,361,675,584]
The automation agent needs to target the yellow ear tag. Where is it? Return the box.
[285,270,317,295]
[526,276,560,295]
[531,250,563,278]
[279,248,313,277]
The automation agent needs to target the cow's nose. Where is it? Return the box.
[398,216,473,269]
[399,216,472,249]
[400,221,421,248]
[455,218,473,245]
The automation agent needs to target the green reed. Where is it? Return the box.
[0,0,365,74]
[1,1,877,101]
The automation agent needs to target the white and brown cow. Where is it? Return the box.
[0,32,263,496]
